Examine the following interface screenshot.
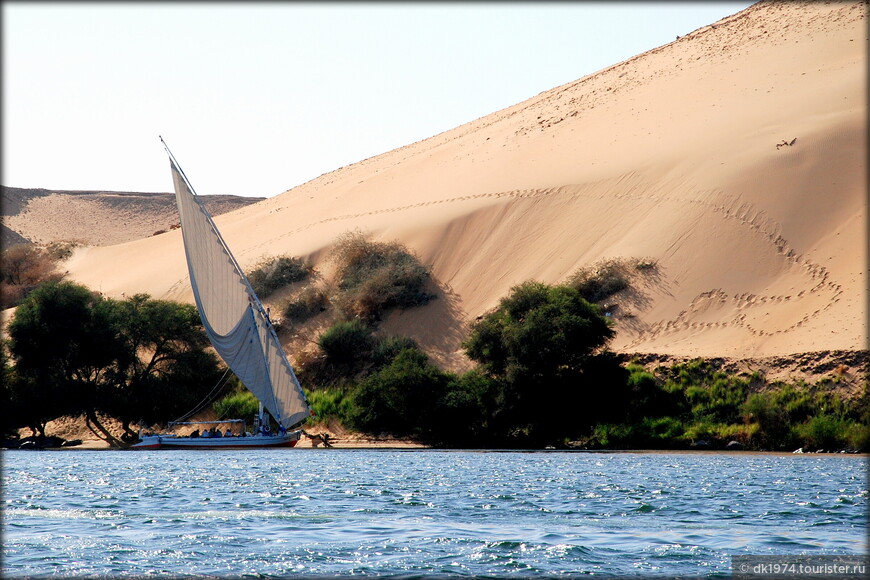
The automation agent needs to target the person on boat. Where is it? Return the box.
[212,428,222,438]
[224,429,233,437]
[190,429,200,438]
[202,429,211,438]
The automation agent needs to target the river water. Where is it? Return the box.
[2,450,866,577]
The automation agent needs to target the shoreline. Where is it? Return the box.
[6,441,865,457]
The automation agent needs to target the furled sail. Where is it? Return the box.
[165,144,310,428]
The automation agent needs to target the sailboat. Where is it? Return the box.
[133,139,311,449]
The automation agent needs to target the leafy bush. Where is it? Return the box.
[463,281,620,446]
[331,232,433,321]
[214,389,260,422]
[426,371,491,447]
[793,415,840,450]
[299,322,421,389]
[680,420,753,446]
[845,422,870,451]
[317,320,375,376]
[247,255,311,298]
[623,364,680,421]
[591,423,638,449]
[305,388,354,425]
[349,348,451,438]
[370,336,419,368]
[793,415,865,451]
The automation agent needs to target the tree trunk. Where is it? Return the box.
[85,410,127,448]
[120,419,137,438]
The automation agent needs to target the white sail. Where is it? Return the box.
[166,151,310,429]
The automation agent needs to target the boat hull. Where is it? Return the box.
[131,430,302,450]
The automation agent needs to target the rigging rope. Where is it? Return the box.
[171,367,232,424]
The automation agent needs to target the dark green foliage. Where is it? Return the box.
[7,282,123,435]
[794,415,851,451]
[351,280,627,447]
[1,340,38,438]
[370,336,419,368]
[297,320,424,391]
[463,281,619,446]
[591,359,869,451]
[465,281,613,379]
[622,364,682,422]
[741,391,791,447]
[350,348,450,438]
[247,255,311,298]
[317,320,376,378]
[660,359,754,424]
[331,232,433,322]
[4,281,222,443]
[738,381,866,450]
[95,294,223,432]
[427,371,491,447]
[592,417,688,449]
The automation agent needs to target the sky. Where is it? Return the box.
[3,2,754,198]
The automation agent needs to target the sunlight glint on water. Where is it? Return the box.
[3,450,866,577]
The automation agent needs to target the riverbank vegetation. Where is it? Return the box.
[586,359,869,451]
[297,283,867,452]
[2,281,223,446]
[3,244,866,452]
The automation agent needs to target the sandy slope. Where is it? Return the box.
[62,1,866,368]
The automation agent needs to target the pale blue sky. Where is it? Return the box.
[3,2,753,198]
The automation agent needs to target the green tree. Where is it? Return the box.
[7,282,222,445]
[0,339,32,438]
[99,294,223,437]
[463,281,619,445]
[8,282,124,442]
[349,348,451,439]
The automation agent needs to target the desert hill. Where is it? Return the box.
[53,1,867,374]
[1,186,263,247]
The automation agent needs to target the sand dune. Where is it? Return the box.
[62,1,866,368]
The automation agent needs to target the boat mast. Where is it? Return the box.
[160,136,287,422]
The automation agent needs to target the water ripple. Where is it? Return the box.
[3,450,866,577]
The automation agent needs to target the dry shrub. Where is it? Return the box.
[247,255,312,298]
[330,232,432,322]
[282,286,329,323]
[1,244,65,309]
[566,257,657,304]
